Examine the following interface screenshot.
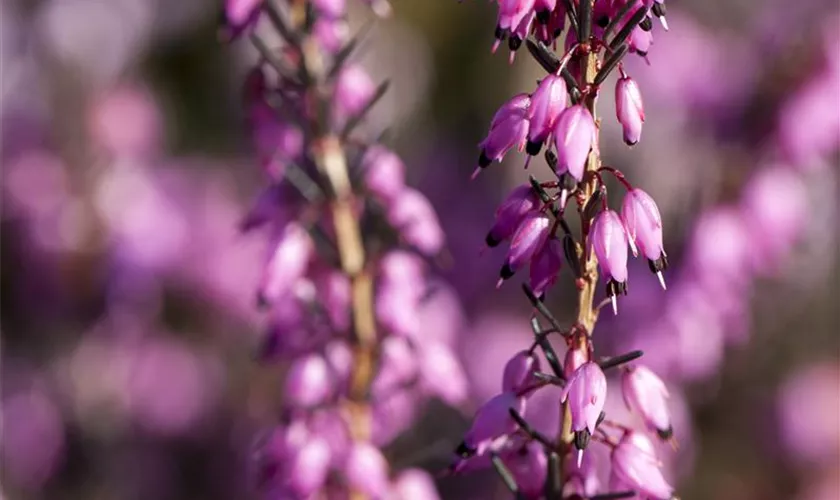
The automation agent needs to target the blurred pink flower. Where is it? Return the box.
[777,363,840,464]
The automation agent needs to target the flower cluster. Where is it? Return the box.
[453,0,679,498]
[225,1,466,498]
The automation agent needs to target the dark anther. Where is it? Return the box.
[596,15,610,27]
[606,279,628,298]
[495,25,509,41]
[536,8,551,24]
[455,441,476,458]
[652,2,666,17]
[648,254,669,274]
[639,16,652,31]
[597,411,607,427]
[544,150,558,170]
[561,172,577,191]
[500,263,515,280]
[485,232,501,248]
[508,36,523,52]
[657,426,674,440]
[574,428,591,450]
[478,151,492,168]
[526,140,543,156]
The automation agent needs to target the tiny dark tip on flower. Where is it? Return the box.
[652,3,667,17]
[639,17,653,31]
[624,138,639,146]
[455,441,476,458]
[536,9,551,24]
[256,292,271,309]
[596,15,610,28]
[574,428,591,450]
[478,151,492,168]
[500,263,515,280]
[485,232,501,248]
[657,426,674,440]
[525,140,543,156]
[508,36,523,52]
[494,26,508,41]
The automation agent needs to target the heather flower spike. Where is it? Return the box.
[486,184,541,248]
[498,212,552,287]
[561,362,607,460]
[553,105,596,181]
[615,75,645,146]
[622,365,673,439]
[621,188,668,289]
[589,209,630,314]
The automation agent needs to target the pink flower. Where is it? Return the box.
[222,0,263,39]
[387,188,445,256]
[344,442,390,497]
[284,353,333,409]
[502,350,542,394]
[461,392,527,455]
[486,184,541,247]
[615,75,645,145]
[621,365,672,438]
[589,209,630,313]
[499,212,552,284]
[477,111,530,173]
[621,188,667,289]
[332,65,376,128]
[362,145,406,204]
[610,431,674,500]
[257,223,313,306]
[561,362,607,450]
[553,105,596,182]
[526,74,568,154]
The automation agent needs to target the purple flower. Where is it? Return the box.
[256,222,313,306]
[486,184,541,248]
[499,212,552,285]
[529,237,563,297]
[284,353,332,409]
[504,440,548,497]
[490,93,532,130]
[562,449,600,498]
[502,350,541,394]
[476,111,530,174]
[391,469,441,499]
[344,442,390,497]
[332,65,376,128]
[611,431,674,500]
[526,74,568,154]
[461,392,527,455]
[615,75,645,145]
[561,362,607,451]
[553,104,596,182]
[589,209,630,313]
[621,365,672,438]
[621,188,667,289]
[387,188,445,256]
[362,145,406,204]
[311,0,346,18]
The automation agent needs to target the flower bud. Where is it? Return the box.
[378,250,426,291]
[563,345,588,379]
[257,223,313,306]
[286,437,332,496]
[461,392,527,455]
[553,105,596,182]
[476,113,530,173]
[499,212,552,284]
[312,268,351,332]
[284,353,332,408]
[611,431,674,500]
[615,75,645,145]
[222,0,263,39]
[622,365,672,438]
[362,145,406,203]
[387,188,445,256]
[589,209,630,313]
[621,188,667,289]
[486,184,541,247]
[529,238,563,297]
[560,362,607,449]
[526,75,568,155]
[333,65,376,128]
[502,350,541,394]
[344,442,390,498]
[505,440,548,497]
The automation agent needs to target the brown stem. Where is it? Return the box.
[557,0,602,468]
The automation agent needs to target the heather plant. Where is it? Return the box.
[223,0,466,498]
[450,0,682,498]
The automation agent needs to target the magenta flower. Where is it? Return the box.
[286,437,333,496]
[344,442,390,497]
[284,353,333,409]
[529,237,563,297]
[589,209,630,313]
[486,183,541,247]
[621,188,667,289]
[332,65,376,127]
[391,469,441,499]
[505,440,548,497]
[502,350,541,394]
[494,0,537,52]
[611,431,674,500]
[563,345,588,379]
[560,362,607,451]
[630,25,654,56]
[499,212,552,284]
[387,188,445,256]
[476,112,530,174]
[222,0,263,40]
[526,74,568,154]
[490,93,532,130]
[622,365,672,438]
[615,75,645,145]
[257,223,313,306]
[311,0,346,18]
[362,145,406,204]
[461,392,527,455]
[553,104,596,182]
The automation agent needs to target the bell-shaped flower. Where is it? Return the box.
[344,442,390,498]
[621,188,667,289]
[460,392,527,456]
[615,75,645,145]
[387,188,445,256]
[486,184,541,247]
[332,65,376,128]
[553,105,596,181]
[589,209,630,313]
[562,448,600,498]
[362,145,406,204]
[505,440,548,497]
[622,365,672,438]
[611,431,675,500]
[499,212,552,285]
[560,362,607,450]
[526,74,568,155]
[257,223,313,306]
[529,238,563,297]
[494,0,537,51]
[476,112,530,174]
[284,353,332,409]
[490,93,532,130]
[502,350,542,394]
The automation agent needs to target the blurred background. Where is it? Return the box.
[1,0,839,499]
